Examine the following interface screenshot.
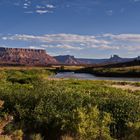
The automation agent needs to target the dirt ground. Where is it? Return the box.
[112,84,140,91]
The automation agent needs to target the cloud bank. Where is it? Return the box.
[1,33,140,52]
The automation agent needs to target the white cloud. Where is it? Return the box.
[28,46,45,50]
[2,37,8,40]
[1,34,110,48]
[103,33,140,42]
[12,0,55,14]
[46,4,55,9]
[1,33,140,52]
[41,44,83,50]
[36,10,49,14]
[34,4,54,14]
[36,5,45,9]
[24,3,29,6]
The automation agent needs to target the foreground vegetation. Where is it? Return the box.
[0,68,140,140]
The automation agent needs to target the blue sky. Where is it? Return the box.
[0,0,140,58]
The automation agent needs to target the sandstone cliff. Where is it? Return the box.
[0,47,58,66]
[54,55,82,65]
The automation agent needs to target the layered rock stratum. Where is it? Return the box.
[0,47,58,66]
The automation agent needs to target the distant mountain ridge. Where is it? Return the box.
[0,47,58,66]
[104,55,133,63]
[54,55,81,65]
[0,47,138,66]
[54,55,137,65]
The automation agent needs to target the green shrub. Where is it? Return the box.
[0,69,139,139]
[11,129,23,140]
[30,133,43,140]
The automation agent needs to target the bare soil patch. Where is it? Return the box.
[112,84,140,91]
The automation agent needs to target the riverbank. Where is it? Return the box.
[51,72,140,82]
[79,65,140,78]
[0,65,140,79]
[47,65,140,78]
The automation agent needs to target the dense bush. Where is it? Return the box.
[0,69,139,139]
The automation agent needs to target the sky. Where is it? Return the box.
[0,0,140,58]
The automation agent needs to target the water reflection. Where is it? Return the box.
[53,72,140,82]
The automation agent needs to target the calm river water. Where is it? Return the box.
[52,72,140,82]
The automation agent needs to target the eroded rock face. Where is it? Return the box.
[0,47,58,66]
[54,55,81,65]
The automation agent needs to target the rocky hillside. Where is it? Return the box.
[103,55,133,64]
[0,48,137,66]
[54,55,81,65]
[0,47,58,66]
[55,55,135,65]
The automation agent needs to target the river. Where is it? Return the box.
[52,72,140,82]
